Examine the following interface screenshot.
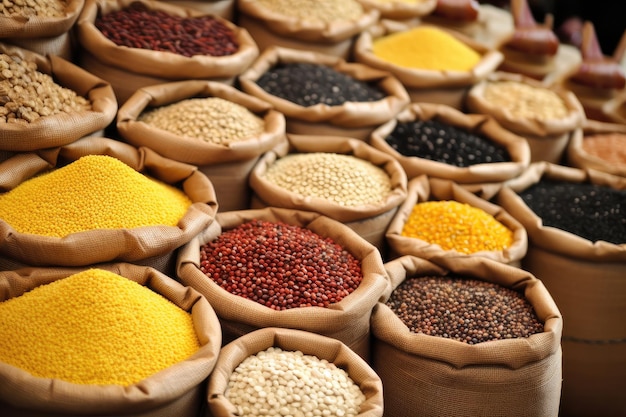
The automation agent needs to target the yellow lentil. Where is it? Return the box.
[372,26,481,71]
[482,80,569,121]
[0,154,192,237]
[0,269,200,386]
[401,200,514,254]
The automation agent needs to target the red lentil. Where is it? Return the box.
[581,133,626,165]
[386,275,544,344]
[199,219,362,310]
[95,2,239,57]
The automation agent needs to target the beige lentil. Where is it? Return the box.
[482,80,569,121]
[0,268,200,386]
[0,53,91,124]
[0,0,66,17]
[226,347,366,417]
[262,152,392,207]
[138,97,265,146]
[256,0,363,24]
[581,133,626,165]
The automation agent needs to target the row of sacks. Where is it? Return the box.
[0,228,563,417]
[0,132,625,415]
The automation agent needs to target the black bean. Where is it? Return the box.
[255,63,386,107]
[385,119,511,167]
[386,275,544,345]
[518,179,626,244]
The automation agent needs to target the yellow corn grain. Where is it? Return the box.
[0,154,192,237]
[401,200,513,254]
[0,268,200,386]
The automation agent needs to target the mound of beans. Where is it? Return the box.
[0,0,66,17]
[227,347,366,417]
[255,63,386,107]
[0,154,192,237]
[262,152,392,207]
[401,200,514,254]
[581,133,626,165]
[518,179,626,244]
[256,0,363,24]
[386,275,544,345]
[95,2,238,57]
[482,80,569,121]
[0,53,91,124]
[199,219,363,310]
[0,269,200,386]
[138,97,265,145]
[385,118,511,167]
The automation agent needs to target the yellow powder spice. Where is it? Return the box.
[0,269,200,386]
[372,26,482,71]
[0,154,192,237]
[401,200,513,254]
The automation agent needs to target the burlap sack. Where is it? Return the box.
[369,102,532,189]
[603,89,626,125]
[496,161,626,417]
[238,46,410,141]
[0,263,222,417]
[207,327,384,417]
[0,136,218,273]
[75,0,259,104]
[0,43,117,152]
[385,175,528,265]
[160,0,234,19]
[466,71,586,164]
[566,123,626,178]
[422,3,514,50]
[372,254,563,417]
[248,134,408,252]
[176,207,389,361]
[356,0,436,21]
[353,21,503,108]
[0,0,83,60]
[235,0,379,59]
[116,80,287,212]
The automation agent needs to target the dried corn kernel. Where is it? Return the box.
[401,200,513,254]
[0,154,192,237]
[0,269,200,386]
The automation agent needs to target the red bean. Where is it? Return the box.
[94,2,239,57]
[199,219,363,310]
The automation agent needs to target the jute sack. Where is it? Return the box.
[353,21,503,109]
[207,327,384,417]
[0,263,222,417]
[116,80,287,212]
[238,46,410,141]
[566,122,626,178]
[160,0,234,19]
[356,0,436,22]
[0,43,117,152]
[235,0,379,59]
[386,175,528,265]
[369,101,531,192]
[496,162,626,417]
[248,134,408,253]
[603,88,626,125]
[0,0,83,60]
[372,254,563,417]
[176,207,389,361]
[0,136,218,274]
[422,2,514,50]
[466,71,586,164]
[75,0,259,104]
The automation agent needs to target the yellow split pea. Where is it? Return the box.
[401,200,513,254]
[372,26,482,71]
[0,154,192,237]
[0,269,200,386]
